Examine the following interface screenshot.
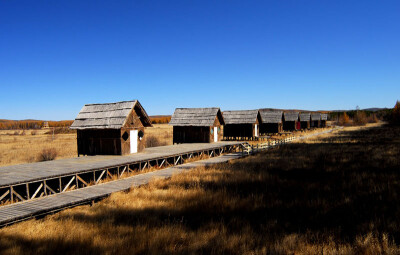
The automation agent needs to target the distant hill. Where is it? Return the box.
[362,108,389,112]
[330,108,389,113]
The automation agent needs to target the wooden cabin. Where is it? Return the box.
[259,110,283,134]
[321,113,328,127]
[70,100,152,156]
[222,110,262,140]
[169,108,225,144]
[283,111,300,131]
[299,112,311,129]
[311,112,322,128]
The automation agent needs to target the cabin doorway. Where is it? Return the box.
[130,130,138,153]
[214,127,218,142]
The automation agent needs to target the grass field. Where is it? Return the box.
[0,129,77,166]
[0,122,399,254]
[0,125,173,167]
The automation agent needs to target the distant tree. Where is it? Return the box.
[392,100,400,125]
[343,112,350,124]
[354,111,367,126]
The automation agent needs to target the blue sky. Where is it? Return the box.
[0,1,399,120]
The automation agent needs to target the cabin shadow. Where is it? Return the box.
[3,124,400,252]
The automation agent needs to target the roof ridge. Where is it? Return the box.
[84,100,137,106]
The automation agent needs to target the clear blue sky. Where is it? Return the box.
[1,1,399,120]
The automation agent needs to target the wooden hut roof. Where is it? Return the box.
[169,108,225,126]
[70,100,152,129]
[299,112,311,121]
[321,113,328,121]
[259,110,283,124]
[223,110,259,124]
[311,112,322,121]
[283,111,299,122]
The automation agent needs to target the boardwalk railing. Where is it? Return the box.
[239,127,341,156]
[0,143,242,207]
[240,135,296,156]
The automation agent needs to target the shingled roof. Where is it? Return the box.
[299,112,311,122]
[259,110,283,124]
[311,112,322,121]
[283,111,299,122]
[321,113,328,121]
[70,100,152,129]
[169,108,224,126]
[223,110,259,124]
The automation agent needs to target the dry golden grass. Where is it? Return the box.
[145,124,173,147]
[0,129,76,166]
[1,123,400,254]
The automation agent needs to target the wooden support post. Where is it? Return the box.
[10,186,14,203]
[43,181,48,196]
[59,177,62,192]
[26,183,30,200]
[142,162,147,169]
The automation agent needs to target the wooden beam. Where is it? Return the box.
[26,183,30,200]
[159,159,165,168]
[43,181,48,196]
[62,176,75,192]
[119,166,127,177]
[31,183,43,199]
[77,175,88,186]
[174,156,181,165]
[107,169,113,178]
[46,183,57,195]
[96,170,106,184]
[0,189,10,201]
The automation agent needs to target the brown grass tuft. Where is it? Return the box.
[37,148,58,162]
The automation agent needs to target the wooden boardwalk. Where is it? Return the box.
[0,152,243,227]
[0,142,242,187]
